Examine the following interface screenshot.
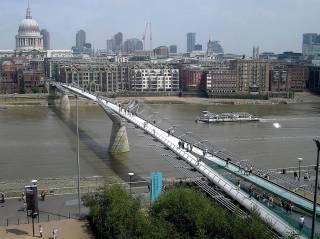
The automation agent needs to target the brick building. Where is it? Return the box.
[205,62,237,93]
[234,59,270,95]
[270,64,308,92]
[308,66,320,93]
[180,66,206,91]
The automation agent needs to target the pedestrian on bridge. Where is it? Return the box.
[244,166,248,175]
[249,166,253,175]
[226,158,231,167]
[0,192,4,203]
[299,215,304,231]
[237,180,241,191]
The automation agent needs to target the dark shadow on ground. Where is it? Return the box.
[6,228,29,235]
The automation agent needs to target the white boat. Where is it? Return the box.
[197,111,260,123]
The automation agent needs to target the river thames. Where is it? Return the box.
[0,102,319,187]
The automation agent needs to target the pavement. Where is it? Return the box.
[0,194,88,227]
[0,219,94,239]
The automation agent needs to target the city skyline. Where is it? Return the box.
[0,0,319,54]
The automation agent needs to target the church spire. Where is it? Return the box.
[26,0,32,19]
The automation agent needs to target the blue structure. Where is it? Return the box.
[150,172,163,202]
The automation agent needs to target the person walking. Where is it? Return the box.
[39,225,43,238]
[53,228,58,239]
[299,215,304,232]
[237,180,241,191]
[249,185,253,198]
[0,192,4,203]
[226,158,230,167]
[244,166,248,175]
[249,166,253,175]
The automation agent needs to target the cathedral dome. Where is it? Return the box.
[18,19,40,36]
[17,7,40,36]
[16,6,43,51]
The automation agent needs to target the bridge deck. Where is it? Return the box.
[200,152,320,214]
[59,83,304,238]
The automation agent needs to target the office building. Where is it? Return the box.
[308,66,320,93]
[206,62,237,93]
[186,32,196,53]
[106,39,115,53]
[194,44,202,51]
[41,29,50,50]
[76,30,86,48]
[169,45,177,54]
[302,33,320,59]
[122,38,143,53]
[154,46,169,58]
[114,32,123,53]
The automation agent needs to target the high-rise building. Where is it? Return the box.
[76,30,86,48]
[122,38,143,53]
[169,45,177,54]
[114,32,123,52]
[106,39,115,53]
[252,46,260,59]
[41,29,50,50]
[186,32,196,53]
[302,33,320,59]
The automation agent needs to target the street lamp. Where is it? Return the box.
[311,139,320,239]
[298,157,303,182]
[128,172,134,195]
[75,95,81,216]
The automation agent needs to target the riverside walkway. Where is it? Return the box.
[57,83,304,238]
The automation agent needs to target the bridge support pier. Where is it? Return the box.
[48,84,57,106]
[60,94,71,113]
[108,121,130,154]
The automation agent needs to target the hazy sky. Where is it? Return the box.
[0,0,319,54]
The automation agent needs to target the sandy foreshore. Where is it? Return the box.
[117,92,320,105]
[0,92,319,107]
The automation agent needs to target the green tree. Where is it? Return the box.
[83,184,147,239]
[150,187,231,238]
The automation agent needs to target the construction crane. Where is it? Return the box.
[149,22,152,51]
[142,22,148,51]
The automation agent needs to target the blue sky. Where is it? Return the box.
[0,0,319,54]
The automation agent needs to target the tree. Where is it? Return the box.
[150,187,231,238]
[83,184,147,239]
[84,185,274,239]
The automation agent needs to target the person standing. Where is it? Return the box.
[39,225,43,238]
